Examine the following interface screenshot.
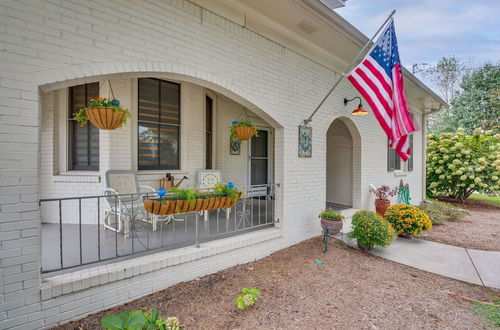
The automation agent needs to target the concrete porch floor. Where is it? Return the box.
[42,201,274,276]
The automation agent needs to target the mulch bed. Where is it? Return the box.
[54,237,499,329]
[423,199,500,251]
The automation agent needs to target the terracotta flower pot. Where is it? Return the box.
[320,218,343,235]
[375,198,390,217]
[234,126,256,141]
[86,107,126,130]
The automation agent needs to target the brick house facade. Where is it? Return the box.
[0,0,445,328]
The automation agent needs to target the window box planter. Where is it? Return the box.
[144,192,242,216]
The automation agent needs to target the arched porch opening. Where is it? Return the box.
[326,116,362,209]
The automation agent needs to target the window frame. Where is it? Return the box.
[205,95,214,170]
[67,83,100,172]
[387,133,414,173]
[137,78,182,171]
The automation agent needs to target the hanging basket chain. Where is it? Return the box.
[108,80,116,100]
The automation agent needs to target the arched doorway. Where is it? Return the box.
[326,117,361,209]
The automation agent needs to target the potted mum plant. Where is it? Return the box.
[385,204,432,239]
[319,209,344,235]
[349,210,395,250]
[230,119,258,141]
[74,97,131,130]
[372,185,398,217]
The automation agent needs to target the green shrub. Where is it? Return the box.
[100,309,182,330]
[349,210,395,250]
[426,129,499,203]
[385,204,432,237]
[318,209,344,220]
[418,200,469,225]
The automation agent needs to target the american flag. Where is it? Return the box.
[346,18,416,161]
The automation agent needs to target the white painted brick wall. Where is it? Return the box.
[0,0,429,328]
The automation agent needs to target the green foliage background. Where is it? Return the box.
[426,129,499,202]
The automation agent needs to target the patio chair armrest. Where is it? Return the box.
[139,185,156,193]
[104,188,119,195]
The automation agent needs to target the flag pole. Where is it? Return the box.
[302,9,396,126]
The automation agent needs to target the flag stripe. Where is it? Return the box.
[346,19,416,162]
[347,75,392,137]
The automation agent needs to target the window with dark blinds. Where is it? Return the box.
[205,96,213,169]
[138,78,181,170]
[68,83,99,171]
[387,134,413,171]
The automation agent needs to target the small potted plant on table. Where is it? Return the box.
[373,185,398,217]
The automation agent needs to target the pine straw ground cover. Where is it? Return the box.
[54,237,500,329]
[422,198,500,251]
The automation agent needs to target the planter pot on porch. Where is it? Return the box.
[144,193,242,216]
[320,218,343,235]
[234,126,256,141]
[374,198,390,217]
[86,107,126,130]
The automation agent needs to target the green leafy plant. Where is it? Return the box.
[418,200,469,225]
[230,119,258,141]
[349,210,395,250]
[385,204,432,237]
[100,309,182,330]
[168,182,242,205]
[74,97,131,128]
[426,129,499,203]
[170,187,197,206]
[235,288,261,310]
[318,209,344,221]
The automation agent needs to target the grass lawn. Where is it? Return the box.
[469,194,500,206]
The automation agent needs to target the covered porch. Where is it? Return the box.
[39,74,280,275]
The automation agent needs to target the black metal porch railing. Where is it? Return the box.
[39,184,279,274]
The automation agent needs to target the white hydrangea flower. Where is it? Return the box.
[474,177,482,183]
[460,175,467,181]
[473,128,483,136]
[485,130,493,135]
[430,182,438,188]
[439,175,445,180]
[455,142,464,149]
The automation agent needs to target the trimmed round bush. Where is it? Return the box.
[385,204,432,237]
[349,210,395,250]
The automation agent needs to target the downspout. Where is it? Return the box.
[421,106,443,201]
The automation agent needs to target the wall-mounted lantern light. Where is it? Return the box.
[344,97,368,116]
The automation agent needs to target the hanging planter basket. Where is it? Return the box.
[144,192,242,216]
[234,126,257,141]
[73,81,131,130]
[86,107,126,130]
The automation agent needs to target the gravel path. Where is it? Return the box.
[423,200,500,251]
[54,237,499,329]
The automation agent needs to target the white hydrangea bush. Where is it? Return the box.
[426,128,500,203]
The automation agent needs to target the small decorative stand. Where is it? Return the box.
[320,218,343,253]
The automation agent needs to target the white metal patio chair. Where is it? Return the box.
[103,170,162,238]
[197,170,232,221]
